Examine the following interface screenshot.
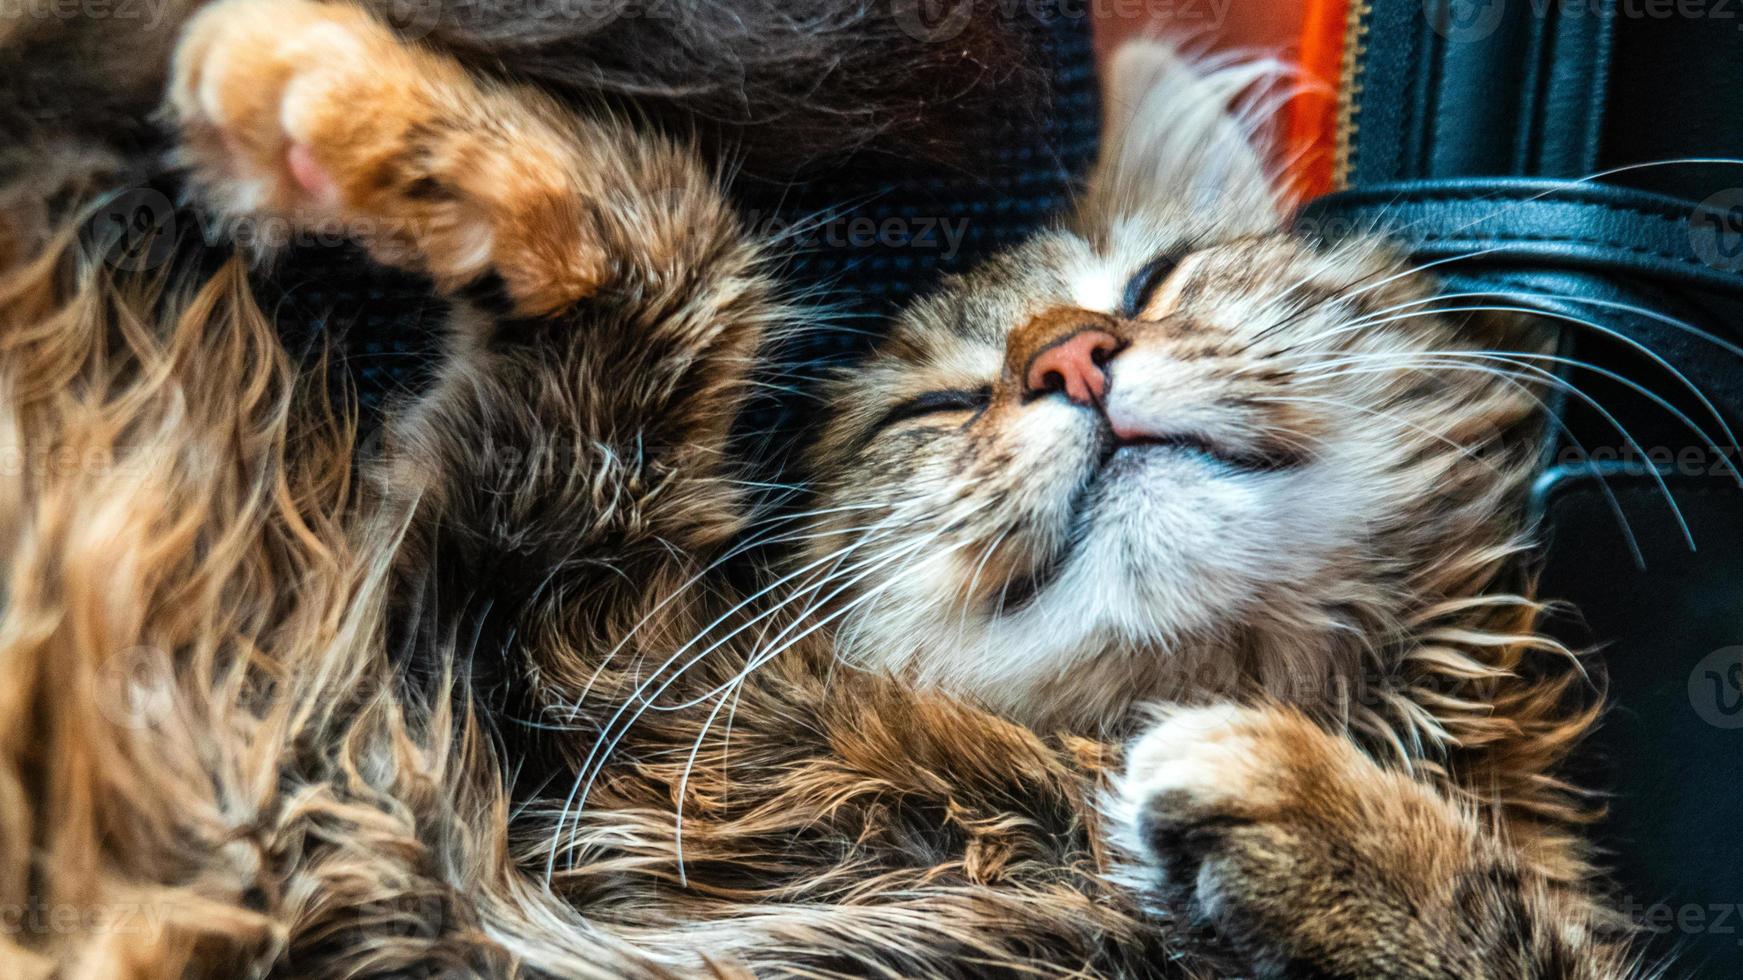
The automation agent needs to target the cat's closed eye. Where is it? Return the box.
[872,387,992,434]
[1119,253,1181,318]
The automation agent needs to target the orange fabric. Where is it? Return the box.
[1285,0,1350,201]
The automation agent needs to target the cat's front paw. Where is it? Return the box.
[169,0,387,219]
[1112,703,1483,978]
[166,0,605,308]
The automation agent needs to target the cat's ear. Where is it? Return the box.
[1080,41,1286,233]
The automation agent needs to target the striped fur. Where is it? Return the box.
[0,3,1639,977]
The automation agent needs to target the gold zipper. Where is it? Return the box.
[1331,0,1373,190]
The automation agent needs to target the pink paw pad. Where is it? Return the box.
[286,142,338,205]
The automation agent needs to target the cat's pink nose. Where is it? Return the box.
[1023,328,1124,406]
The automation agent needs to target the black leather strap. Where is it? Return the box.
[1295,177,1743,298]
[1351,0,1615,184]
[1339,6,1743,971]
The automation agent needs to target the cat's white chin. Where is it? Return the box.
[836,450,1372,726]
[1098,439,1247,482]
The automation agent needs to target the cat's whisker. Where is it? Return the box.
[669,528,982,881]
[1289,309,1743,491]
[1247,244,1392,319]
[1249,363,1642,564]
[627,516,947,706]
[762,191,887,250]
[818,499,1001,658]
[1261,159,1743,352]
[594,523,974,880]
[1236,245,1515,355]
[1288,349,1680,561]
[559,516,895,717]
[1291,349,1663,461]
[1301,157,1743,260]
[722,534,983,722]
[1289,290,1743,459]
[661,512,982,712]
[839,522,992,660]
[724,477,815,493]
[952,525,1017,648]
[743,379,825,400]
[1247,393,1499,466]
[545,514,912,881]
[671,687,735,889]
[716,672,750,782]
[560,505,972,836]
[664,503,994,715]
[570,517,904,729]
[515,481,850,732]
[570,501,894,707]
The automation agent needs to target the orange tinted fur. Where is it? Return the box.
[0,3,1640,977]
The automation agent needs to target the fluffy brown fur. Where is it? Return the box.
[0,0,1040,186]
[0,1,1642,977]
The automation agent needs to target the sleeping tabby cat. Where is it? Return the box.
[0,0,1638,976]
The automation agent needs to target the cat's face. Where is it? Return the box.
[802,46,1543,728]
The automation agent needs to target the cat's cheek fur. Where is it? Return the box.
[823,399,1097,675]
